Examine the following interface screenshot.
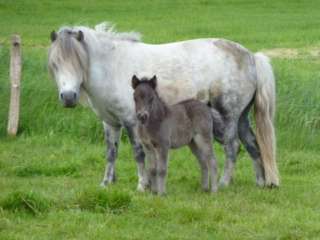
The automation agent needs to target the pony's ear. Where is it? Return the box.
[132,75,140,89]
[50,31,57,42]
[150,75,157,89]
[77,30,84,42]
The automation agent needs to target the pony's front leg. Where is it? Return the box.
[100,123,121,187]
[125,124,148,192]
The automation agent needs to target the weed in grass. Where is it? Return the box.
[0,191,52,215]
[76,187,131,213]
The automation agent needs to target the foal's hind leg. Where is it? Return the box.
[189,140,209,191]
[125,124,148,192]
[100,123,121,187]
[238,116,265,186]
[189,135,218,192]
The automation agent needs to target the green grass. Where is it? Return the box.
[1,0,320,239]
[76,187,131,213]
[1,190,52,215]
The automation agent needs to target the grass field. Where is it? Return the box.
[1,1,320,239]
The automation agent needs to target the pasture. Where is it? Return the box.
[1,0,320,239]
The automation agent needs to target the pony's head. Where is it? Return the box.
[132,75,158,124]
[48,28,89,108]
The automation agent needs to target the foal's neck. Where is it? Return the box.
[148,91,169,124]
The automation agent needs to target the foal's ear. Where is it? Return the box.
[132,75,140,89]
[150,75,157,89]
[76,30,84,42]
[50,31,57,42]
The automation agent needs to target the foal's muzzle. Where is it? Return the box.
[60,91,78,108]
[137,111,149,124]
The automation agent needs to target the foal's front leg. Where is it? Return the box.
[144,147,157,194]
[155,146,169,195]
[100,122,121,187]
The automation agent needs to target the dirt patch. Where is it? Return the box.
[261,46,320,59]
[261,48,299,59]
[308,48,320,58]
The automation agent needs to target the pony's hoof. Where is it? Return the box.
[265,179,280,188]
[256,178,265,187]
[265,182,279,189]
[100,181,108,188]
[137,183,147,192]
[202,187,210,192]
[157,191,166,197]
[100,178,116,188]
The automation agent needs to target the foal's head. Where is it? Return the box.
[132,75,158,124]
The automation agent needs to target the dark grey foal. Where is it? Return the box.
[132,75,223,195]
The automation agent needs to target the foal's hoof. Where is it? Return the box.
[211,186,218,193]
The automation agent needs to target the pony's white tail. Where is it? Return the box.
[254,53,279,187]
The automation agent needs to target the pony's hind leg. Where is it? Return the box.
[125,124,148,192]
[238,114,265,186]
[100,123,121,187]
[219,121,239,187]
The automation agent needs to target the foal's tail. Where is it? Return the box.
[254,53,279,187]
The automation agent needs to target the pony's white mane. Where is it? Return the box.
[94,22,142,42]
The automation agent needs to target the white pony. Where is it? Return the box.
[48,22,279,190]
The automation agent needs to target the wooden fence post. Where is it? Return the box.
[7,35,22,136]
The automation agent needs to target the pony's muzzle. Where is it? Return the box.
[60,91,78,108]
[137,111,149,124]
